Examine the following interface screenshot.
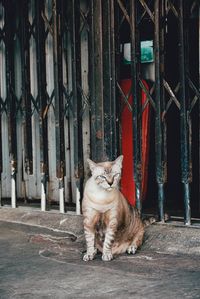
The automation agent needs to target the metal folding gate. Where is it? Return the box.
[0,0,199,225]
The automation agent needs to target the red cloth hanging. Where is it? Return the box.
[120,79,150,206]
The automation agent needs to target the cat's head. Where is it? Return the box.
[87,155,123,191]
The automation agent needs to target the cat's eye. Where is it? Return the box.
[114,173,120,177]
[97,175,106,180]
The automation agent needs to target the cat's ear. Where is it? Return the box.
[87,158,97,173]
[114,155,123,168]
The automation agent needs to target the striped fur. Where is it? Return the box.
[82,156,144,262]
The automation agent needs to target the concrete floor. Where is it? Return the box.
[0,220,200,299]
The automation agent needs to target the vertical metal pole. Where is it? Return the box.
[0,112,3,207]
[71,0,83,214]
[102,1,112,160]
[79,0,91,183]
[90,0,104,161]
[35,0,48,212]
[52,0,65,213]
[11,159,16,208]
[154,0,165,222]
[20,0,33,176]
[198,5,200,214]
[110,0,117,159]
[102,0,117,161]
[5,1,17,208]
[0,1,3,206]
[130,0,141,211]
[178,0,191,225]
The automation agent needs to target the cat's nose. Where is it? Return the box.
[108,181,113,186]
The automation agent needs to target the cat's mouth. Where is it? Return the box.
[107,186,113,191]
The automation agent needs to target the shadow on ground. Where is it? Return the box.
[0,218,200,299]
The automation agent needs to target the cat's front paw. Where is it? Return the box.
[83,249,97,262]
[127,245,137,255]
[102,251,113,262]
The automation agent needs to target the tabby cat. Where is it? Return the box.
[82,155,144,262]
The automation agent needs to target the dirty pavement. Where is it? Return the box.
[0,208,200,299]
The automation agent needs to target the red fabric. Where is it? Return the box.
[120,79,150,206]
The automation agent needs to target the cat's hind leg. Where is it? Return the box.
[127,228,144,255]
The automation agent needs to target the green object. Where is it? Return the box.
[140,40,154,63]
[122,40,154,64]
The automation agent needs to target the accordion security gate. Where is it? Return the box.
[0,0,199,224]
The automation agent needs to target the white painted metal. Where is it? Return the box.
[67,28,77,204]
[41,179,46,211]
[14,16,24,200]
[0,5,11,199]
[0,181,1,206]
[62,27,71,204]
[76,186,81,215]
[0,0,91,213]
[45,0,58,203]
[11,162,16,208]
[28,2,41,199]
[59,183,65,213]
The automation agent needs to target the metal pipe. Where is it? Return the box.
[178,0,191,225]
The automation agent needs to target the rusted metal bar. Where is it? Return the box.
[52,0,65,213]
[178,0,191,225]
[20,0,33,175]
[110,0,118,159]
[199,4,200,214]
[154,0,166,222]
[102,0,117,160]
[161,0,167,219]
[130,0,142,211]
[79,0,91,184]
[4,0,17,208]
[102,0,111,159]
[71,0,83,214]
[0,2,2,205]
[89,0,104,161]
[35,0,48,211]
[0,109,2,206]
[0,0,5,206]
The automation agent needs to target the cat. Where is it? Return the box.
[82,155,145,262]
